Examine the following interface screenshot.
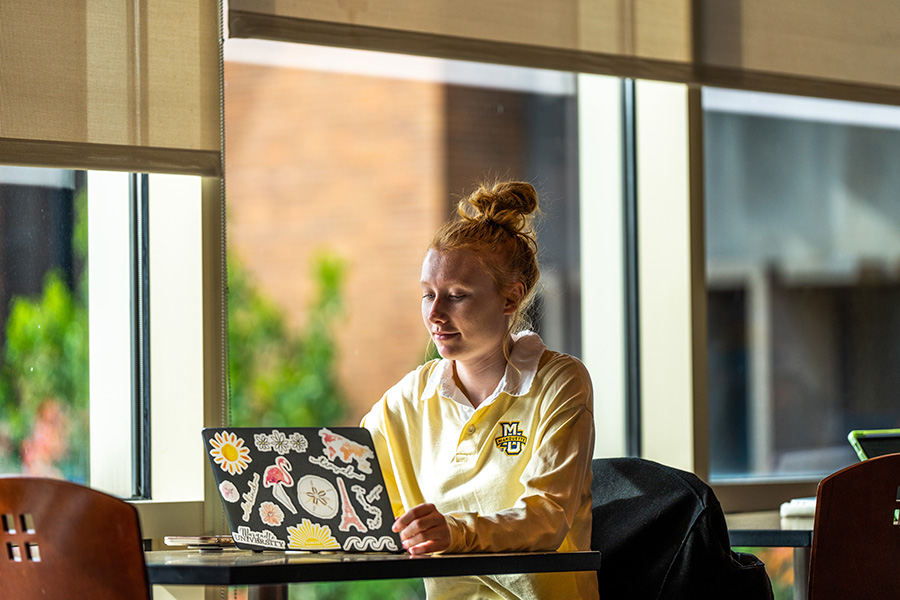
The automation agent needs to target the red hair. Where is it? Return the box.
[429,181,541,335]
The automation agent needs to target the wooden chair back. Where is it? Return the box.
[808,452,900,599]
[0,476,151,599]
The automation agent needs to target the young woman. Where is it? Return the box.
[362,181,597,599]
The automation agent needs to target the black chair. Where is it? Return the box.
[590,457,773,600]
[807,452,900,599]
[0,476,151,599]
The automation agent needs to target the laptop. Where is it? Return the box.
[202,426,403,553]
[847,429,900,461]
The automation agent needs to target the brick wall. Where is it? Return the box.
[225,62,446,424]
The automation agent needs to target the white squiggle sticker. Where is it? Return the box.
[309,454,365,481]
[351,483,384,530]
[343,535,399,552]
[241,472,260,522]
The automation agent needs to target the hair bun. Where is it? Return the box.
[432,180,542,335]
[462,181,539,233]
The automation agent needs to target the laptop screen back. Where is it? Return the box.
[848,429,900,461]
[203,426,402,553]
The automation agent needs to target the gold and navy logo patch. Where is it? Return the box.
[495,422,527,455]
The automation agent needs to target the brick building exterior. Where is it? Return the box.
[224,60,534,423]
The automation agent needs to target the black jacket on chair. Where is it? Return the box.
[590,458,774,600]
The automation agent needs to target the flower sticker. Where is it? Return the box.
[269,430,290,455]
[288,432,308,453]
[254,433,273,452]
[254,429,308,454]
[209,430,252,476]
[259,501,285,527]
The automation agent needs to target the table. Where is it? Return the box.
[146,549,601,600]
[727,512,813,600]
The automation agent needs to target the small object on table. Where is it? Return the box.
[164,535,235,552]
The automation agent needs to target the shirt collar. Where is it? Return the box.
[423,331,547,408]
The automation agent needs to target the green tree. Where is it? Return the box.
[0,190,89,481]
[227,251,346,427]
[225,253,425,600]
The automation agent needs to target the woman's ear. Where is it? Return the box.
[503,282,526,315]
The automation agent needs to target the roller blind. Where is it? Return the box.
[228,0,900,105]
[0,0,221,174]
[695,0,900,105]
[227,0,694,80]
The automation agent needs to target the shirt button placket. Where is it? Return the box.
[456,423,478,458]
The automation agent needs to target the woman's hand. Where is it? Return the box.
[393,503,451,555]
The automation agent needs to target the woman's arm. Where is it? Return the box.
[392,502,452,554]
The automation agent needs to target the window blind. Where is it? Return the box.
[0,0,221,174]
[227,0,900,105]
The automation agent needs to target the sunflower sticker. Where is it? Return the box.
[209,430,252,475]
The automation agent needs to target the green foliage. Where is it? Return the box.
[227,251,346,427]
[0,190,89,481]
[228,579,426,600]
[288,579,425,600]
[227,254,425,599]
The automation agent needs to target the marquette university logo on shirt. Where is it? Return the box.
[495,422,527,455]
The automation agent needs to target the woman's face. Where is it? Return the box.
[420,249,515,365]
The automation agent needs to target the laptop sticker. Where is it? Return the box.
[203,426,402,552]
[309,455,366,481]
[288,519,341,550]
[263,456,298,514]
[233,526,285,550]
[209,430,252,475]
[255,429,309,455]
[219,480,240,503]
[320,428,374,475]
[352,483,385,529]
[297,475,339,519]
[344,535,399,552]
[259,501,285,527]
[336,477,367,533]
[240,472,261,522]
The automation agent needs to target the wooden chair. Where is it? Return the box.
[0,476,151,599]
[808,452,900,599]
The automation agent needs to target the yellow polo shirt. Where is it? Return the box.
[362,332,598,600]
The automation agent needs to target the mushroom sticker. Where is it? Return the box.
[263,456,298,514]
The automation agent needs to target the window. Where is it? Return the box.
[221,40,631,596]
[0,167,205,509]
[0,168,90,483]
[704,89,900,481]
[223,40,609,432]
